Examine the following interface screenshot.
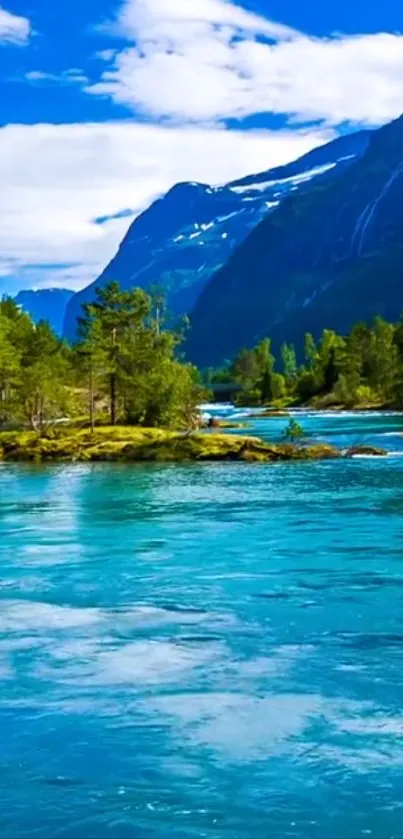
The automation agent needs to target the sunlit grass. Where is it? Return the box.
[0,426,342,463]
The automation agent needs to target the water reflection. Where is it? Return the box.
[1,412,403,838]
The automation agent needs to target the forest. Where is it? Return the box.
[208,317,403,410]
[1,280,403,431]
[0,282,203,431]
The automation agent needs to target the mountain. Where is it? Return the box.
[63,130,370,340]
[15,288,74,336]
[187,115,403,367]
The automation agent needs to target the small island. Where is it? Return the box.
[0,426,388,463]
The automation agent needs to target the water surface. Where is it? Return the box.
[1,412,403,838]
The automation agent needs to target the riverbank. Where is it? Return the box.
[236,403,396,415]
[0,427,388,463]
[0,426,351,463]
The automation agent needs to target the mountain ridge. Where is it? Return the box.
[63,129,370,341]
[186,114,403,366]
[14,288,74,336]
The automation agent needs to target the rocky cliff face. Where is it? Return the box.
[187,116,403,367]
[14,288,73,336]
[63,131,369,341]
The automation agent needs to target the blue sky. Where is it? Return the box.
[0,0,403,293]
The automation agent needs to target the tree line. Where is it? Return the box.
[0,282,203,431]
[2,282,403,432]
[207,317,403,408]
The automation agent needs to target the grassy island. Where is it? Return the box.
[1,281,401,461]
[0,426,345,464]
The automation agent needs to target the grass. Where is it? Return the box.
[0,425,343,464]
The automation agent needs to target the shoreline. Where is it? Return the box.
[204,404,403,419]
[0,427,388,464]
[292,405,402,414]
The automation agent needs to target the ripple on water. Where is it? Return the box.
[1,411,403,838]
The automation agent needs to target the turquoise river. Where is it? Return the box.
[1,410,403,838]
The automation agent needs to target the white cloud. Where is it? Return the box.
[25,69,88,85]
[0,5,30,44]
[95,48,118,61]
[26,71,51,81]
[87,0,403,127]
[114,0,297,43]
[0,121,332,293]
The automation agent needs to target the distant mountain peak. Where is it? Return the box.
[15,288,74,336]
[186,116,403,366]
[63,128,368,342]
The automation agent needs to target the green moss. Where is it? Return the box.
[0,426,343,464]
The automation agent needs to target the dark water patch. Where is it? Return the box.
[376,497,403,515]
[157,603,208,615]
[326,631,403,649]
[177,635,222,644]
[0,501,54,519]
[254,591,293,600]
[139,540,167,551]
[270,570,403,593]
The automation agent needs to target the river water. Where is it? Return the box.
[1,411,403,838]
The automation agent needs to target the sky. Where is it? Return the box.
[1,0,403,294]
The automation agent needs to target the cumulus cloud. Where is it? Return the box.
[5,0,402,294]
[0,121,332,293]
[0,5,30,44]
[87,0,403,127]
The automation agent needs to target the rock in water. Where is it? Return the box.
[346,445,388,457]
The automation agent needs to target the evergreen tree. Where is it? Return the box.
[283,418,305,443]
[231,348,260,391]
[0,311,20,422]
[15,321,72,431]
[77,282,203,428]
[368,317,398,402]
[281,342,297,383]
[255,338,275,402]
[392,314,403,405]
[79,282,151,425]
[304,333,317,369]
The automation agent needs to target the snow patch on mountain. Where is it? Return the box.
[230,162,338,195]
[64,129,371,341]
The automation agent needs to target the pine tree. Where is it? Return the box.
[77,282,203,428]
[255,338,275,402]
[281,342,297,383]
[304,333,317,370]
[79,282,151,425]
